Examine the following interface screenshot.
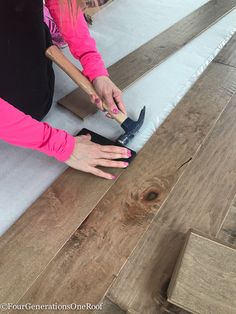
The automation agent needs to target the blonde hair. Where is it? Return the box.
[64,0,105,12]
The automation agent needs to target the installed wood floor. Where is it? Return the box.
[4,32,236,314]
[1,6,236,314]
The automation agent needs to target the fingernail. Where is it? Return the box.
[111,175,116,180]
[95,98,100,104]
[124,162,129,167]
[113,108,119,114]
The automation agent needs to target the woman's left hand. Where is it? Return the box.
[91,76,127,118]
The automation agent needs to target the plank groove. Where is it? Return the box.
[59,0,236,117]
[14,61,236,309]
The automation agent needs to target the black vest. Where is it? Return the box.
[0,0,53,117]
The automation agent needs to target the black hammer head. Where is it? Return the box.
[117,106,146,146]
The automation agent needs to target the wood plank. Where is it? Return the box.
[15,63,236,309]
[217,197,236,246]
[167,230,236,314]
[215,34,236,68]
[104,88,236,314]
[59,0,236,117]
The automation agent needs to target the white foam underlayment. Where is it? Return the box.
[1,0,236,236]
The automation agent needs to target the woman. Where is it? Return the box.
[0,0,130,180]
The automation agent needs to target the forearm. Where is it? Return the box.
[45,0,109,81]
[0,98,75,161]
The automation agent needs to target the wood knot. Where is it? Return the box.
[144,191,159,202]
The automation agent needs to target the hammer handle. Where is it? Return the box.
[46,45,127,124]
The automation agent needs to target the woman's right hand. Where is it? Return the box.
[65,134,131,179]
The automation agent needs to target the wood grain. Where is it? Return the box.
[216,34,236,68]
[14,63,236,310]
[105,84,236,314]
[59,0,236,117]
[167,230,236,314]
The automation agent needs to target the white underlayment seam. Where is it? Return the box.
[174,29,236,106]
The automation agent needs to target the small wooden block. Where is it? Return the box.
[168,230,236,314]
[57,88,98,120]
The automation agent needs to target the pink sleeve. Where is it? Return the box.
[45,0,109,82]
[0,98,76,162]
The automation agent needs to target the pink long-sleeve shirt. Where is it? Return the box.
[0,0,109,162]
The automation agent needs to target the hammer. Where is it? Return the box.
[46,45,145,145]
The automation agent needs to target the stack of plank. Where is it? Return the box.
[1,1,236,313]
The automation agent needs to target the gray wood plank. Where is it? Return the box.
[59,0,236,117]
[14,62,236,310]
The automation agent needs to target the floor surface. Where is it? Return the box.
[2,32,236,313]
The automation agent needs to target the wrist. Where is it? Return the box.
[46,128,76,162]
[92,75,109,83]
[86,68,109,82]
[57,134,77,162]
